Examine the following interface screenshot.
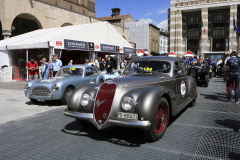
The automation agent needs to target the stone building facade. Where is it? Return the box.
[0,0,129,40]
[169,0,240,57]
[125,21,160,55]
[159,30,169,55]
[149,24,160,55]
[97,8,134,29]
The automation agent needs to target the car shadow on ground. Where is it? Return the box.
[25,100,63,107]
[215,119,240,132]
[200,92,227,102]
[62,107,188,147]
[62,120,148,147]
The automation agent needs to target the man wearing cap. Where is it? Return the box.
[52,55,62,77]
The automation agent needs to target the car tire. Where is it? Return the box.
[189,99,196,107]
[61,87,74,105]
[204,75,209,87]
[147,98,169,141]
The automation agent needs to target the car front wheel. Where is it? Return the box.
[147,98,169,141]
[61,87,74,105]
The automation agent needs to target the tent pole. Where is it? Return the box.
[26,49,29,81]
[117,53,120,71]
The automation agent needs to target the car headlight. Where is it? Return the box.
[24,84,29,89]
[52,84,59,92]
[121,96,134,111]
[80,93,91,107]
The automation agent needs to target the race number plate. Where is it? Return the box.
[118,112,138,120]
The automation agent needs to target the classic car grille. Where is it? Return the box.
[94,83,117,125]
[32,86,50,96]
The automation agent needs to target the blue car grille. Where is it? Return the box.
[32,86,50,96]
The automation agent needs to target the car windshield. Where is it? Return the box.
[55,68,83,77]
[124,60,171,74]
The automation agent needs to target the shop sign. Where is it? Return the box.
[100,44,116,53]
[64,39,88,51]
[123,47,134,54]
[56,41,62,46]
[88,42,95,51]
[116,46,120,53]
[95,45,100,49]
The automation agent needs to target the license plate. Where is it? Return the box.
[37,99,45,102]
[118,112,138,120]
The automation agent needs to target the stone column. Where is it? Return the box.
[200,7,210,57]
[170,9,183,57]
[2,30,11,39]
[229,5,238,52]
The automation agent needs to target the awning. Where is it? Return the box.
[168,52,176,57]
[0,22,134,54]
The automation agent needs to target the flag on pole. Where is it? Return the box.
[233,16,240,34]
[201,17,206,34]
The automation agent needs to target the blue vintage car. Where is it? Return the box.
[24,65,104,104]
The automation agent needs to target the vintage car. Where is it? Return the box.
[100,70,120,81]
[64,57,197,141]
[187,63,209,87]
[24,65,104,104]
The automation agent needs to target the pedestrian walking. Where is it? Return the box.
[40,57,49,79]
[52,55,62,77]
[106,57,113,74]
[226,51,240,103]
[26,57,39,81]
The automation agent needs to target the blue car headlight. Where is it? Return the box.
[52,84,59,92]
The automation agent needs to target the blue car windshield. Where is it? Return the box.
[56,68,83,77]
[124,61,171,74]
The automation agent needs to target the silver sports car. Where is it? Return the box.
[64,57,197,141]
[24,65,104,104]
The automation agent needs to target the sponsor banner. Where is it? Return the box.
[101,44,116,53]
[123,47,134,54]
[88,42,95,51]
[64,39,88,51]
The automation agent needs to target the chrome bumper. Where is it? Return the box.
[64,109,151,130]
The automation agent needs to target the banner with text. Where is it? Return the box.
[64,39,88,51]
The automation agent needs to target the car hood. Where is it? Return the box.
[112,73,171,88]
[29,76,81,85]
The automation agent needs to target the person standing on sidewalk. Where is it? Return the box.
[226,51,240,103]
[40,57,49,79]
[52,55,62,77]
[26,57,39,81]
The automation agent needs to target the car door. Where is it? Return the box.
[84,68,98,84]
[174,61,187,105]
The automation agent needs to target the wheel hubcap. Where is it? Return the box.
[154,104,167,134]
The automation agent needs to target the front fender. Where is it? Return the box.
[67,84,100,112]
[137,87,167,121]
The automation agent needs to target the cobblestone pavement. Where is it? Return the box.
[0,78,239,160]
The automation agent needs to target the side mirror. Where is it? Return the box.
[118,70,122,75]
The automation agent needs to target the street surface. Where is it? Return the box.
[0,78,239,160]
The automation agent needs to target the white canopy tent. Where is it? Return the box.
[0,22,134,81]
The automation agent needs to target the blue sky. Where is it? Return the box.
[95,0,170,27]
